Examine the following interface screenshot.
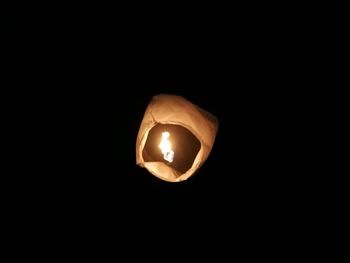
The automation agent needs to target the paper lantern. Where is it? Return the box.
[136,94,219,182]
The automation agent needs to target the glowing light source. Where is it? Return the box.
[136,94,219,182]
[159,131,174,163]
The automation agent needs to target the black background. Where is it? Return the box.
[3,1,348,260]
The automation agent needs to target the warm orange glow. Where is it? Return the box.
[159,131,174,162]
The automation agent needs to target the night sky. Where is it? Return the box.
[4,2,347,260]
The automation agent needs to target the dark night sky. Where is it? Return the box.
[3,2,347,260]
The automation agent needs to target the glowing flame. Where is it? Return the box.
[159,131,174,163]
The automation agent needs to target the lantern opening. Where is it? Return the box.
[142,123,201,175]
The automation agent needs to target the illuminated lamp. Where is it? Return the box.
[136,94,219,182]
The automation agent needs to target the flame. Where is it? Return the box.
[159,131,174,163]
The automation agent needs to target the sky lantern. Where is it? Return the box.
[136,94,219,182]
